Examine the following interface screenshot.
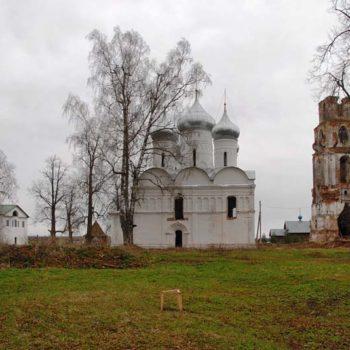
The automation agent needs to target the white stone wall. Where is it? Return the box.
[180,129,214,169]
[0,216,28,245]
[109,167,255,248]
[214,138,238,168]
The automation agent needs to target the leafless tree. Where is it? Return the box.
[30,155,67,237]
[61,175,85,242]
[63,95,111,242]
[0,149,17,203]
[85,27,209,244]
[310,0,350,98]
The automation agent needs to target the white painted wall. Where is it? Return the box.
[110,167,255,248]
[214,138,238,168]
[0,210,28,245]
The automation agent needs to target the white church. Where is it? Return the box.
[110,94,256,248]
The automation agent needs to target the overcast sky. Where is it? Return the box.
[0,0,336,235]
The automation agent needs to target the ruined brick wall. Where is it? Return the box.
[311,96,350,241]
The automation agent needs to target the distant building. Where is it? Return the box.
[110,94,256,248]
[0,205,29,245]
[270,216,310,243]
[311,96,350,241]
[89,221,110,246]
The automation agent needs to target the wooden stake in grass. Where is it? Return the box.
[160,289,183,312]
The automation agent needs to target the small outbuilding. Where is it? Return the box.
[89,221,110,246]
[0,204,29,245]
[270,216,310,243]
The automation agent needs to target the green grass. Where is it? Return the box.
[1,247,350,349]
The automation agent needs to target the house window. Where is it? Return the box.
[22,221,25,228]
[6,220,9,227]
[193,149,196,167]
[175,196,184,220]
[340,155,349,183]
[227,196,237,218]
[339,126,349,144]
[12,220,15,227]
[13,210,18,217]
[161,153,165,167]
[224,152,227,166]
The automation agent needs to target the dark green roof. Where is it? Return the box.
[0,205,29,218]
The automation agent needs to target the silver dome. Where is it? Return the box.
[212,105,240,140]
[177,96,215,132]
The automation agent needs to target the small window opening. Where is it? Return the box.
[175,196,184,220]
[340,156,349,183]
[13,210,18,217]
[227,196,237,218]
[224,152,227,166]
[193,149,196,167]
[161,153,165,167]
[339,126,349,144]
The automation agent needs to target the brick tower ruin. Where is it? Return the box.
[311,96,350,241]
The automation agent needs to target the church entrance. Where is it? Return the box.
[175,230,183,247]
[338,203,350,237]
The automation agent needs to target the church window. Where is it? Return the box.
[161,153,165,167]
[224,152,227,166]
[193,149,196,167]
[319,130,326,146]
[339,126,349,144]
[227,196,237,218]
[340,156,350,183]
[175,196,184,220]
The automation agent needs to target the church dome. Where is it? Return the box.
[212,104,240,140]
[151,113,178,142]
[177,95,215,132]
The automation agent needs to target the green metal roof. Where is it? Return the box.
[0,205,29,218]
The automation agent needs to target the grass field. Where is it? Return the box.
[0,247,350,349]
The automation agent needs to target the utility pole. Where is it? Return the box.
[256,201,262,243]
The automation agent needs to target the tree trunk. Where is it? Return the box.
[85,169,94,243]
[120,211,134,245]
[50,205,56,238]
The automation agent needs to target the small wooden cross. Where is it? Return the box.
[160,289,183,312]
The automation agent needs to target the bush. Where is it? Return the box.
[0,244,147,269]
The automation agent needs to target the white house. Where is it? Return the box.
[0,205,29,245]
[110,94,256,248]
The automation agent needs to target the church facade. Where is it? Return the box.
[110,95,256,248]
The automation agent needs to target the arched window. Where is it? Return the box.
[161,153,165,167]
[340,156,350,183]
[12,210,18,217]
[319,129,325,146]
[224,152,227,166]
[175,196,184,220]
[339,126,349,144]
[193,149,196,167]
[227,196,237,218]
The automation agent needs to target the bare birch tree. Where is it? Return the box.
[0,149,17,203]
[30,155,67,237]
[63,95,111,242]
[310,0,350,98]
[86,27,209,244]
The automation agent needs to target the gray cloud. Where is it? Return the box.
[0,0,335,235]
